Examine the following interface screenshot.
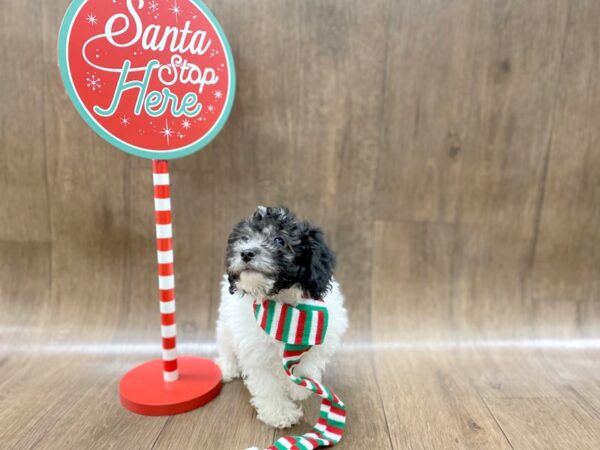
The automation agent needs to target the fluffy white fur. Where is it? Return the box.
[216,273,348,429]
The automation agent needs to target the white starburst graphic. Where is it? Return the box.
[86,74,101,91]
[160,119,174,144]
[149,1,159,12]
[86,13,98,25]
[181,119,191,130]
[169,0,183,23]
[207,104,215,113]
[120,116,130,127]
[213,90,223,100]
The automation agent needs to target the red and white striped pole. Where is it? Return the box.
[152,160,178,382]
[119,160,221,416]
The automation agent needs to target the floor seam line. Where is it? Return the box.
[150,416,172,450]
[371,352,396,450]
[474,386,514,450]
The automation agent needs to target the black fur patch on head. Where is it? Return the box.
[292,223,336,299]
[225,206,336,298]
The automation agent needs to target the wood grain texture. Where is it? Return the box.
[531,0,600,305]
[1,0,600,448]
[0,0,49,243]
[470,350,600,449]
[373,351,513,449]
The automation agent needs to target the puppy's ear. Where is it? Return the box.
[299,224,336,299]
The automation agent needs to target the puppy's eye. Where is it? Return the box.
[274,237,285,246]
[241,236,249,242]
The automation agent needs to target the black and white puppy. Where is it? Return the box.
[216,206,348,428]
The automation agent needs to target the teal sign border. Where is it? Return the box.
[58,0,236,160]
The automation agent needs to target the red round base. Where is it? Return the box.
[119,356,222,416]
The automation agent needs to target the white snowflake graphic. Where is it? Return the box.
[213,90,223,100]
[169,0,183,23]
[120,116,130,127]
[160,119,174,144]
[207,104,215,113]
[86,14,98,26]
[86,74,101,91]
[149,1,159,12]
[181,119,191,130]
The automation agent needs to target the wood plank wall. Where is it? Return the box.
[1,0,599,351]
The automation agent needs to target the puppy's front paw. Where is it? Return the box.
[258,405,303,429]
[216,356,241,382]
[252,397,303,429]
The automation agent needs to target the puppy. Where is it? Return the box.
[216,206,348,428]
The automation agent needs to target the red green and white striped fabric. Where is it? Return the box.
[253,298,346,450]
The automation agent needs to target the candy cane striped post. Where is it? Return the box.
[153,160,178,382]
[118,160,222,416]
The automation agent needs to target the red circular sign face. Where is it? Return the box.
[59,0,235,159]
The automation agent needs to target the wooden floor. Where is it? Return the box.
[1,345,600,449]
[2,0,600,448]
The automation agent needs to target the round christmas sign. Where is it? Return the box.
[58,0,235,159]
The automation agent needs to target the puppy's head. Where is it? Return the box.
[226,206,335,299]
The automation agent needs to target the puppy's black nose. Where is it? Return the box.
[241,250,256,262]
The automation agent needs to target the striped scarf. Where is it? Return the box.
[253,297,346,450]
